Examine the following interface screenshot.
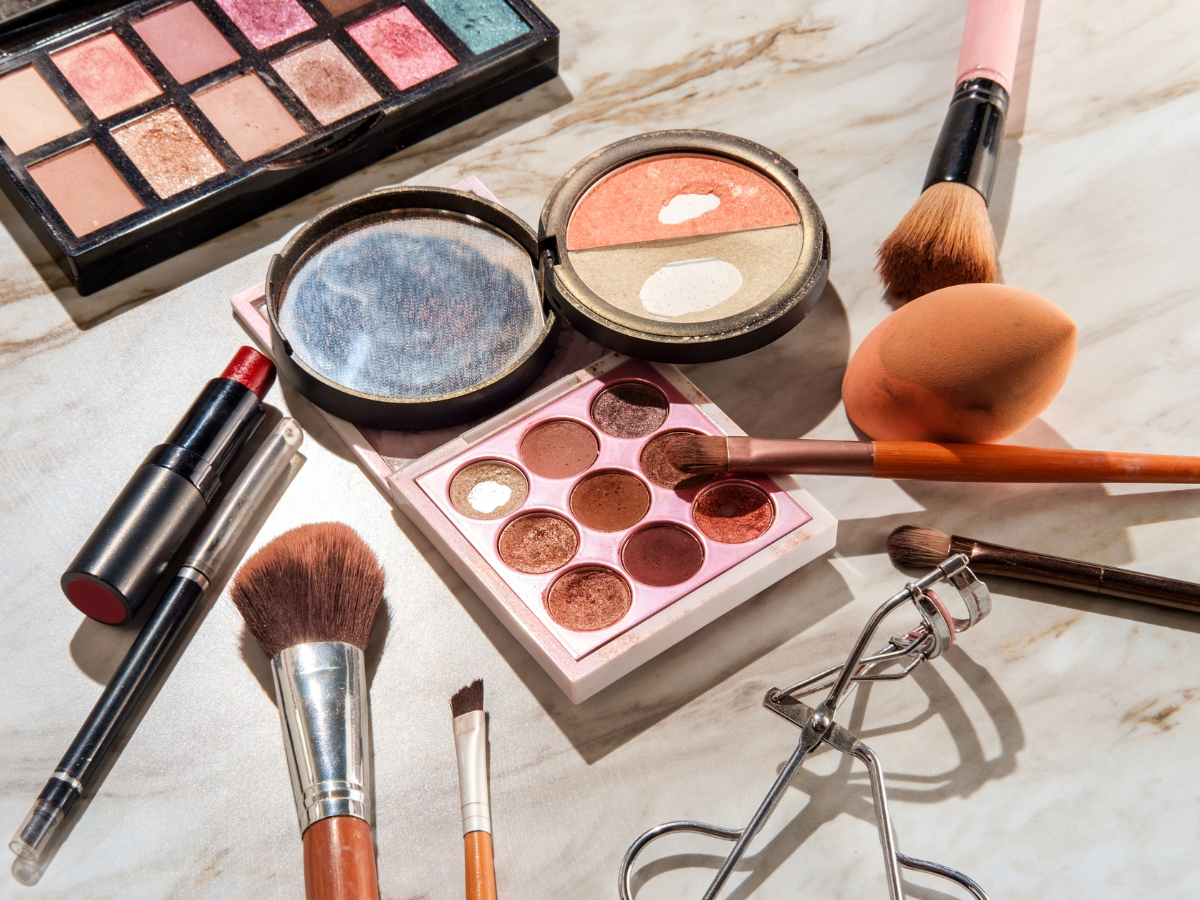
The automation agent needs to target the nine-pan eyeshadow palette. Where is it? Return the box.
[393,355,837,703]
[0,0,557,292]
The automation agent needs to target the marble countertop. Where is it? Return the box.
[4,1,1200,897]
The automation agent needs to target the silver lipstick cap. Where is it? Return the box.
[271,641,373,834]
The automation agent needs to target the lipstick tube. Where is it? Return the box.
[61,347,275,624]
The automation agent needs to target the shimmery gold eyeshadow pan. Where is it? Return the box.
[0,0,558,292]
[395,356,837,703]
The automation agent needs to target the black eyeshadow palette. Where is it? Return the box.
[0,0,557,292]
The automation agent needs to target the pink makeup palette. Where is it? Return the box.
[0,0,557,292]
[393,355,836,702]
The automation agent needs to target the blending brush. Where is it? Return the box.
[877,0,1025,302]
[887,525,1200,614]
[665,435,1200,484]
[450,679,497,900]
[232,523,386,900]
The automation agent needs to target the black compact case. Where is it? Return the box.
[0,0,558,293]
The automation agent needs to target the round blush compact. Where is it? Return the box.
[539,130,829,362]
[265,132,828,428]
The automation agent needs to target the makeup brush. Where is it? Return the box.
[887,525,1200,614]
[877,0,1025,302]
[231,523,386,900]
[450,679,497,900]
[666,435,1200,484]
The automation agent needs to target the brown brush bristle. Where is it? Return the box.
[231,522,386,658]
[666,434,729,473]
[450,678,484,718]
[876,182,997,303]
[886,525,953,569]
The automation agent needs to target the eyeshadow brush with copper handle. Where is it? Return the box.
[887,525,1200,613]
[666,435,1200,483]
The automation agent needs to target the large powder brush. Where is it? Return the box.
[232,522,386,900]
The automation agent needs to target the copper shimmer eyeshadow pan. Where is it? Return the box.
[192,72,305,160]
[28,144,143,235]
[348,5,457,90]
[0,67,80,155]
[273,41,381,126]
[498,513,578,574]
[214,0,315,49]
[112,108,224,198]
[693,482,774,544]
[132,2,241,84]
[51,32,161,119]
[546,567,631,631]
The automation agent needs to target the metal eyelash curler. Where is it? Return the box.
[619,554,992,900]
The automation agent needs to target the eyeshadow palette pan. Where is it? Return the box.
[414,359,813,661]
[0,0,557,291]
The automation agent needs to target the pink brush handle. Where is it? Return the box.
[956,0,1025,93]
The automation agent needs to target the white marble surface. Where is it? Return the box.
[4,1,1200,897]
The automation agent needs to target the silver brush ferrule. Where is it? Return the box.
[272,641,373,835]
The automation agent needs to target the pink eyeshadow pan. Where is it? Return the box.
[193,72,305,161]
[348,6,457,91]
[214,0,315,49]
[133,2,241,84]
[273,41,381,126]
[51,32,161,119]
[29,143,143,236]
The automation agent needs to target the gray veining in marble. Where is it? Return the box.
[3,1,1200,898]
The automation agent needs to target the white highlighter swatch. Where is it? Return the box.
[639,258,743,318]
[468,481,513,514]
[658,192,720,224]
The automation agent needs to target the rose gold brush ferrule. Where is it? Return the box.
[725,438,875,476]
[950,536,1200,612]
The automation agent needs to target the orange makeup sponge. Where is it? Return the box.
[842,284,1077,443]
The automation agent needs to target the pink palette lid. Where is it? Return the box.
[414,359,812,661]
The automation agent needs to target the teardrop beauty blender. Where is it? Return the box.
[842,283,1077,443]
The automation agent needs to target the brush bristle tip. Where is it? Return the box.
[450,678,484,718]
[886,524,952,568]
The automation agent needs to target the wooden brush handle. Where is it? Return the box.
[465,831,497,900]
[872,442,1200,483]
[303,816,379,900]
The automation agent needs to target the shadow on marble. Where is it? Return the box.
[679,278,852,439]
[7,76,574,330]
[629,649,1020,900]
[990,0,1042,260]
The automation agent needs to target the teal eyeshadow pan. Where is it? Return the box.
[423,0,530,53]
